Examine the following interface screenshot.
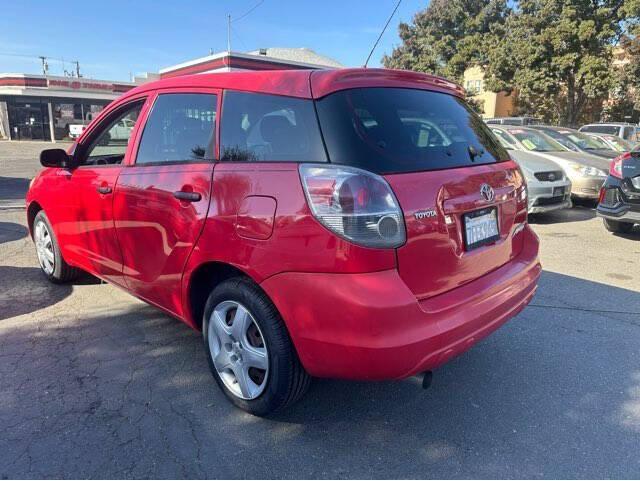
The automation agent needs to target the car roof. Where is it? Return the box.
[582,122,635,127]
[532,125,579,133]
[489,125,538,133]
[121,68,465,100]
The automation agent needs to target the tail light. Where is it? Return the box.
[299,164,406,248]
[598,187,606,204]
[513,164,528,210]
[610,153,627,179]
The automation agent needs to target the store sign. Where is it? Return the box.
[48,79,114,92]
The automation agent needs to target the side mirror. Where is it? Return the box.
[40,148,73,168]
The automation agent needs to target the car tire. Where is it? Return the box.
[33,210,80,283]
[603,218,634,234]
[202,276,311,416]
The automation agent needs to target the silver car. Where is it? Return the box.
[490,125,608,200]
[490,128,572,213]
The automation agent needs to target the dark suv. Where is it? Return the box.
[597,151,640,234]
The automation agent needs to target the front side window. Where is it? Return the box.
[136,93,217,164]
[220,91,327,162]
[315,87,507,174]
[84,101,144,166]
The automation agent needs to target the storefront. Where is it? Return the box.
[0,74,138,141]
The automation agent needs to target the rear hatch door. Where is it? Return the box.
[314,85,527,300]
[386,162,524,300]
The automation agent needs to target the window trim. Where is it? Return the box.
[129,87,222,167]
[75,97,148,169]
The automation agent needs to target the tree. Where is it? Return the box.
[483,0,640,125]
[384,0,640,125]
[382,0,510,82]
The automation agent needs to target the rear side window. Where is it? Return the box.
[581,125,620,136]
[136,93,217,164]
[315,87,508,174]
[220,91,327,162]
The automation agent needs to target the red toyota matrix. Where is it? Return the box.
[27,69,541,415]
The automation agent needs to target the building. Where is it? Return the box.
[0,73,148,141]
[159,47,343,78]
[0,48,342,142]
[463,66,516,118]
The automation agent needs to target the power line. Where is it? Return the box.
[364,0,402,68]
[232,0,264,23]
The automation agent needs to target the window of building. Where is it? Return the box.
[52,101,108,140]
[220,91,327,162]
[136,93,217,164]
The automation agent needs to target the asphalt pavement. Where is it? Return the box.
[1,141,639,479]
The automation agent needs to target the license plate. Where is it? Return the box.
[463,207,500,250]
[553,186,565,196]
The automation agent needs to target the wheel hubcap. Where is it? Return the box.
[207,301,269,400]
[34,220,55,275]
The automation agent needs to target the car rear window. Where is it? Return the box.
[314,87,508,174]
[581,125,620,135]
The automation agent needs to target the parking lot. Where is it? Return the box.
[1,141,639,478]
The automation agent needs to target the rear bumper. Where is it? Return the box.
[261,226,541,380]
[597,203,640,224]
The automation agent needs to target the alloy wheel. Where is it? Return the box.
[34,220,55,276]
[207,300,269,400]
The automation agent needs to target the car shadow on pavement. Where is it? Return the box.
[0,266,72,321]
[0,271,639,478]
[529,205,596,225]
[0,221,28,244]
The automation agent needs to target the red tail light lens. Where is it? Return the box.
[299,165,406,248]
[598,187,606,204]
[610,153,627,179]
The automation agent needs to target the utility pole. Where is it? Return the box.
[73,60,81,77]
[38,56,48,76]
[227,14,231,53]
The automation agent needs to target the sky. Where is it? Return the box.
[0,0,426,82]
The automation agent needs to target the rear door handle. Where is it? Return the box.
[97,185,112,194]
[173,191,202,202]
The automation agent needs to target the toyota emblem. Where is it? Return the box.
[480,183,495,202]
[548,173,556,181]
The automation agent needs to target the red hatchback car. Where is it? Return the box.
[27,68,541,415]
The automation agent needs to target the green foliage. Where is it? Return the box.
[383,0,640,126]
[382,0,510,82]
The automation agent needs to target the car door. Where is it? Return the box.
[113,89,219,317]
[46,97,148,285]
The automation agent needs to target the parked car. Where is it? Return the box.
[485,116,542,126]
[26,68,541,415]
[586,133,636,153]
[489,125,609,199]
[597,150,640,234]
[579,123,639,143]
[490,128,572,214]
[532,126,618,159]
[68,124,86,139]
